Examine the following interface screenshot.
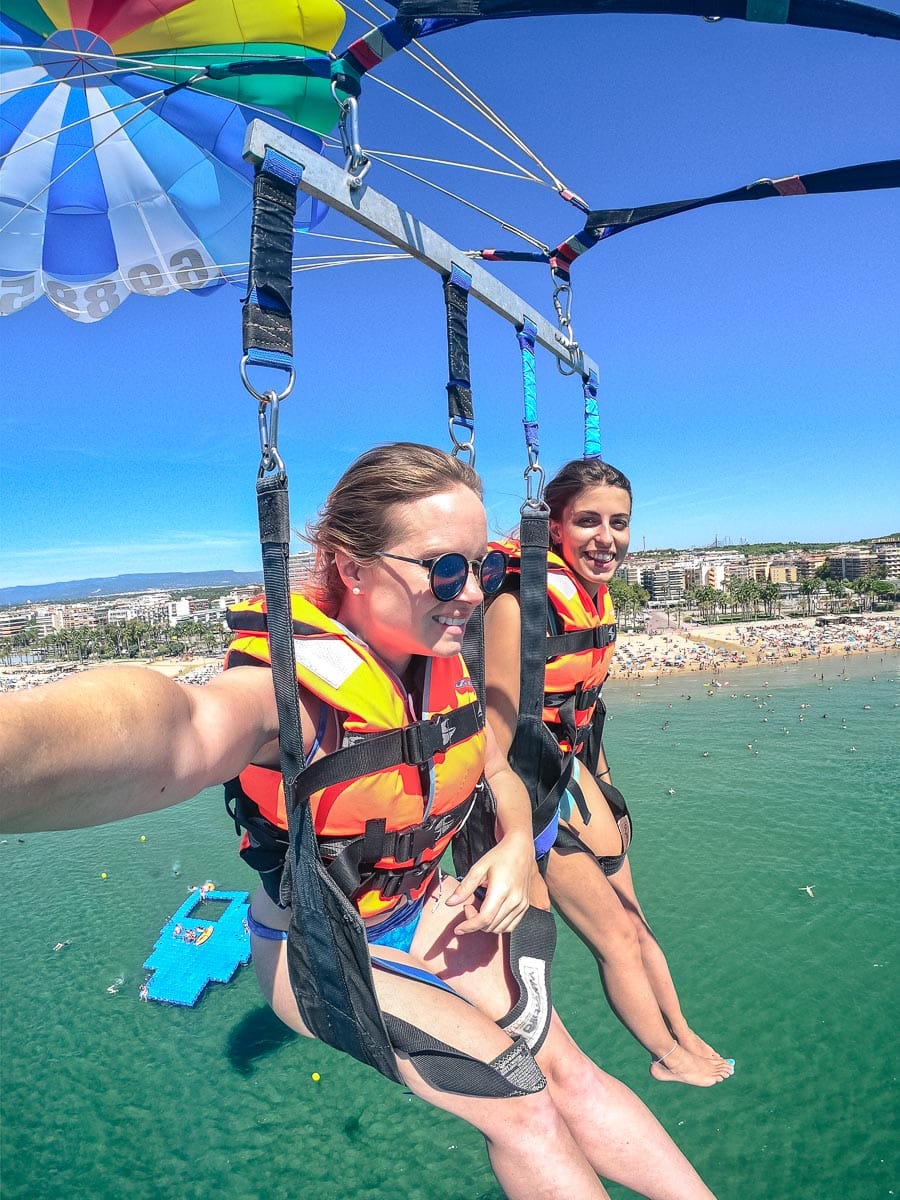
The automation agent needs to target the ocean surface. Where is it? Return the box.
[2,653,897,1200]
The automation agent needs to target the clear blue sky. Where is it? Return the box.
[2,7,899,588]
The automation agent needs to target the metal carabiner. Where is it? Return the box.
[334,90,371,189]
[257,393,285,476]
[240,355,295,404]
[520,461,548,514]
[448,417,476,466]
[550,267,579,376]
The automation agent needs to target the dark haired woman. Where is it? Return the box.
[484,458,732,1087]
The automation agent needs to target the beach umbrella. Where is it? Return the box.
[0,1,345,321]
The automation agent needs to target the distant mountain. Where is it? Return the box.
[0,570,264,607]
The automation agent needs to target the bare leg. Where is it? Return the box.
[250,882,714,1198]
[608,860,723,1061]
[546,835,731,1086]
[539,1014,718,1200]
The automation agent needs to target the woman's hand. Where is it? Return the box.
[445,828,536,935]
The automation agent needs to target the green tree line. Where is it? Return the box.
[0,617,229,667]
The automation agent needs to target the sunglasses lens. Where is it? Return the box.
[430,554,468,601]
[479,550,508,594]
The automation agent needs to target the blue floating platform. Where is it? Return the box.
[143,889,251,1007]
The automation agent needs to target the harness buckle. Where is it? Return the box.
[401,716,457,765]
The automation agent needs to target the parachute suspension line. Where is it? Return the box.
[582,369,602,461]
[396,38,588,212]
[350,0,585,207]
[0,72,204,167]
[361,72,545,185]
[331,148,549,253]
[332,143,546,183]
[443,264,476,463]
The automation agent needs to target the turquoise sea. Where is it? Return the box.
[2,653,898,1200]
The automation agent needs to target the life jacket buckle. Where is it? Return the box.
[401,715,456,764]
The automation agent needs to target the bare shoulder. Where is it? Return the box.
[484,590,522,638]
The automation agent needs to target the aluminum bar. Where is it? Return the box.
[244,120,598,379]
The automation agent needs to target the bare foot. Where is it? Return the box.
[649,1044,733,1087]
[670,1027,724,1060]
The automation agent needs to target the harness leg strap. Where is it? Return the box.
[384,1016,546,1098]
[496,906,557,1055]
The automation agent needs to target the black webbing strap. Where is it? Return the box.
[545,622,617,658]
[242,151,299,376]
[321,793,475,898]
[451,609,498,878]
[244,152,401,1084]
[443,264,475,452]
[513,509,551,808]
[292,702,483,800]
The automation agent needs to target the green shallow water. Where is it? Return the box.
[2,653,898,1199]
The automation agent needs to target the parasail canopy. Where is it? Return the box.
[0,0,346,322]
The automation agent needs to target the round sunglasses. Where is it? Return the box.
[378,549,508,602]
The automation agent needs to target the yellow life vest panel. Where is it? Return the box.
[224,593,485,917]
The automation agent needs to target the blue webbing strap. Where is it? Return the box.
[517,317,539,460]
[582,368,602,460]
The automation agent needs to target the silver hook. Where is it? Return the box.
[448,417,476,466]
[334,90,371,189]
[257,393,285,476]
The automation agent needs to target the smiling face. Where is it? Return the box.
[549,483,632,598]
[337,484,489,678]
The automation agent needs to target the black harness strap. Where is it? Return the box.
[545,622,617,657]
[243,150,401,1084]
[443,264,475,451]
[503,510,580,856]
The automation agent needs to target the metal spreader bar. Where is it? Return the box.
[244,120,599,379]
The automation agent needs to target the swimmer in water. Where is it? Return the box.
[799,885,816,898]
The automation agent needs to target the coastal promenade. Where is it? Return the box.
[2,614,897,690]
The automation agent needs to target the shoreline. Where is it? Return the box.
[1,615,898,689]
[0,654,225,690]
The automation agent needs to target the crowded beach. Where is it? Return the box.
[609,614,900,680]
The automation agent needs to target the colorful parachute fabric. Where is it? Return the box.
[0,1,346,322]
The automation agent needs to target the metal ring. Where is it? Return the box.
[240,355,295,403]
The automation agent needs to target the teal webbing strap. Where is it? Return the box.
[583,369,602,460]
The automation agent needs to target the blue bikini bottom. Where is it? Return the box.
[247,893,425,953]
[247,891,461,998]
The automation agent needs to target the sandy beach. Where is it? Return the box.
[0,655,224,691]
[610,614,900,680]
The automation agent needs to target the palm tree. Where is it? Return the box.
[798,578,818,616]
[761,581,781,618]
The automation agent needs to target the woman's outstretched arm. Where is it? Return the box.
[0,665,279,833]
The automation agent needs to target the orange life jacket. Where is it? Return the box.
[491,539,617,755]
[224,594,486,917]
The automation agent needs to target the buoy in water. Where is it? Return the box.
[140,835,147,842]
[311,1072,321,1082]
[100,872,108,880]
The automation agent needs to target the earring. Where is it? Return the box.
[351,586,361,595]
